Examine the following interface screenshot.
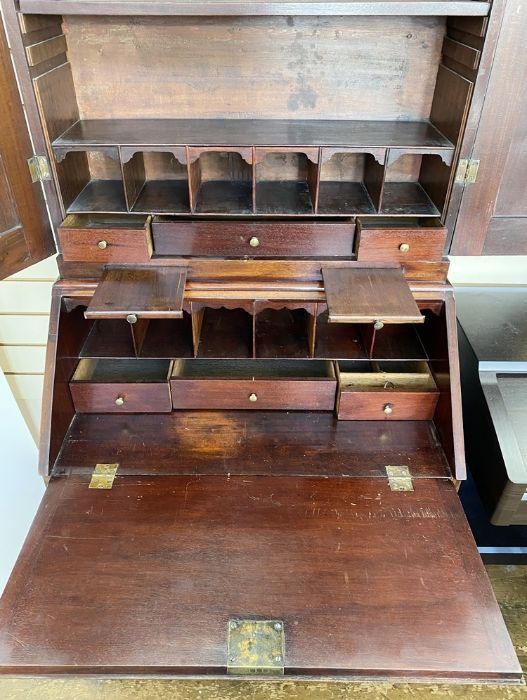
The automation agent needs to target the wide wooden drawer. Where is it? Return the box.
[70,359,172,413]
[356,218,447,262]
[170,359,337,410]
[337,360,439,420]
[152,218,355,257]
[58,214,152,263]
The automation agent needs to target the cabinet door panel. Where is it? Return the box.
[451,0,527,255]
[0,14,55,279]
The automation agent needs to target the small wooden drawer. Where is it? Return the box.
[58,214,152,263]
[337,360,439,420]
[152,218,355,258]
[170,359,337,410]
[356,218,447,263]
[70,359,172,413]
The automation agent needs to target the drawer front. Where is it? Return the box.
[152,220,354,258]
[58,226,152,263]
[357,224,447,263]
[70,382,172,413]
[338,390,438,420]
[171,378,337,410]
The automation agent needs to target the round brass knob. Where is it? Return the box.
[399,243,410,253]
[374,320,384,331]
[115,396,125,407]
[97,240,108,250]
[383,403,394,415]
[249,237,260,248]
[126,314,138,324]
[248,392,258,402]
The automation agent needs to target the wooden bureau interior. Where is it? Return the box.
[0,0,522,683]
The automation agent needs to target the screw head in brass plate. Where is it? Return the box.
[248,393,258,402]
[126,313,138,324]
[115,396,125,406]
[398,242,410,253]
[383,403,394,415]
[227,619,285,675]
[97,239,108,249]
[249,236,260,248]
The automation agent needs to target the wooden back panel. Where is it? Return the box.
[63,16,445,120]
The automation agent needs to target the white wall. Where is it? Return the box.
[449,255,527,286]
[0,255,58,441]
[0,255,57,594]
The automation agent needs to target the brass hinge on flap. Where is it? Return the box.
[455,158,480,185]
[89,463,119,489]
[386,465,414,492]
[27,155,52,183]
[227,620,285,675]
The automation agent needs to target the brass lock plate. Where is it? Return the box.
[227,619,285,675]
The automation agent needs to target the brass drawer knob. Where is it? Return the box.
[97,240,108,250]
[248,392,258,402]
[383,403,394,415]
[126,314,138,324]
[399,243,410,253]
[115,396,125,407]
[249,236,260,248]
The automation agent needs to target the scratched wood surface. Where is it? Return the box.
[0,566,525,698]
[0,477,520,680]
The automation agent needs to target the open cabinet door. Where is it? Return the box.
[0,14,55,280]
[0,471,522,680]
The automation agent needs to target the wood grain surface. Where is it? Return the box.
[52,411,451,477]
[61,16,445,121]
[85,266,187,319]
[152,219,355,258]
[322,267,423,323]
[19,0,492,16]
[0,476,519,681]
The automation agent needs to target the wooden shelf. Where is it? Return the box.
[54,120,453,216]
[80,318,194,359]
[196,181,253,215]
[380,182,440,216]
[196,308,254,358]
[318,181,376,215]
[68,180,126,214]
[256,181,314,215]
[20,0,491,18]
[132,180,190,214]
[54,118,454,152]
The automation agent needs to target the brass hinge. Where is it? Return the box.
[27,155,52,183]
[89,463,119,489]
[227,620,285,675]
[386,465,414,492]
[455,158,480,185]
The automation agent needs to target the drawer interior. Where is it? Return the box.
[171,358,335,380]
[60,213,149,231]
[338,360,437,392]
[72,358,172,383]
[357,217,445,232]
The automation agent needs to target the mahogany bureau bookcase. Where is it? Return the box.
[0,0,523,682]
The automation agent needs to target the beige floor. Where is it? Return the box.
[0,565,525,699]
